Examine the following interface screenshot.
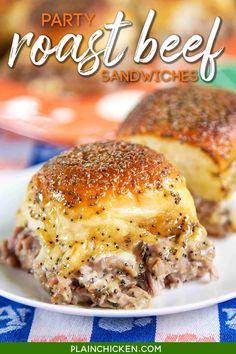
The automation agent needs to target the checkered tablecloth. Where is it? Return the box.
[0,129,236,342]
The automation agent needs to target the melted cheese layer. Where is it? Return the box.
[16,180,207,275]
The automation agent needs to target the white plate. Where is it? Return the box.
[0,166,236,317]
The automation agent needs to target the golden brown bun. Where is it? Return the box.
[118,85,236,170]
[30,140,180,208]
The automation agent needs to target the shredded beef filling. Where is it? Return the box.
[0,227,215,309]
[194,196,234,237]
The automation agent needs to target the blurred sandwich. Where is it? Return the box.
[1,0,138,96]
[118,85,236,236]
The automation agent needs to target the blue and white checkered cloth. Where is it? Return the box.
[0,296,236,342]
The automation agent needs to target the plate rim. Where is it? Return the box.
[1,286,236,318]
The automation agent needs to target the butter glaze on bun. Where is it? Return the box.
[118,86,236,236]
[0,141,215,309]
[31,140,179,208]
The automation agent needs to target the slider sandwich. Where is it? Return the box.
[118,85,236,236]
[0,141,215,309]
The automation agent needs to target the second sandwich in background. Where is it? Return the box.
[118,85,236,237]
